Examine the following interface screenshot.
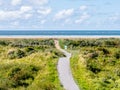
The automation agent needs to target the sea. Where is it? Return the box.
[0,30,120,37]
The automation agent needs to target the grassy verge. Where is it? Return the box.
[70,51,95,90]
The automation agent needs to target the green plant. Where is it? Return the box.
[88,51,99,59]
[114,50,120,59]
[64,38,120,90]
[87,60,101,73]
[7,49,26,59]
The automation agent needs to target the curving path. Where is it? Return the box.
[54,40,79,90]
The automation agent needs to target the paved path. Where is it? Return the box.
[54,40,79,90]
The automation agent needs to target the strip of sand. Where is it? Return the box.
[0,35,120,38]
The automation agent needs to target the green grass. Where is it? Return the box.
[70,48,120,90]
[0,39,64,90]
[70,51,95,90]
[0,52,63,90]
[60,38,120,90]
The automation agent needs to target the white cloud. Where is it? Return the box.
[24,14,33,19]
[0,0,3,6]
[75,12,90,24]
[40,20,46,24]
[61,18,72,26]
[0,10,21,20]
[79,5,87,11]
[54,8,74,20]
[11,21,19,26]
[108,13,120,25]
[109,13,120,21]
[0,6,32,21]
[11,0,21,6]
[65,19,71,23]
[109,16,118,21]
[20,6,32,13]
[30,0,48,5]
[37,7,52,15]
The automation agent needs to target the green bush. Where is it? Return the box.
[114,50,120,59]
[15,49,26,58]
[10,39,55,48]
[89,51,99,59]
[8,65,39,88]
[24,47,35,55]
[7,49,26,59]
[40,82,55,90]
[114,68,120,76]
[50,49,65,58]
[102,48,110,55]
[104,40,116,47]
[7,50,16,59]
[0,40,10,46]
[87,60,101,73]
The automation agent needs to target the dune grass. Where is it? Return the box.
[60,38,120,90]
[0,39,64,90]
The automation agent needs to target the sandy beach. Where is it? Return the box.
[0,35,120,39]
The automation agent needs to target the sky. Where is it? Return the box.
[0,0,120,30]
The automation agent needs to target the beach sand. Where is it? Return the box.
[0,35,120,39]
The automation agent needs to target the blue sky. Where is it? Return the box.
[0,0,120,30]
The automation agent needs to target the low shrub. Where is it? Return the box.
[114,50,120,59]
[88,51,99,59]
[24,47,35,55]
[50,49,65,58]
[98,48,110,55]
[7,49,26,59]
[40,82,55,90]
[8,65,39,88]
[87,60,101,73]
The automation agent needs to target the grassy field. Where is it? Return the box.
[1,38,120,90]
[60,38,120,90]
[0,39,64,90]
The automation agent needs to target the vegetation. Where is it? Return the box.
[0,39,64,90]
[1,38,120,90]
[60,38,120,90]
